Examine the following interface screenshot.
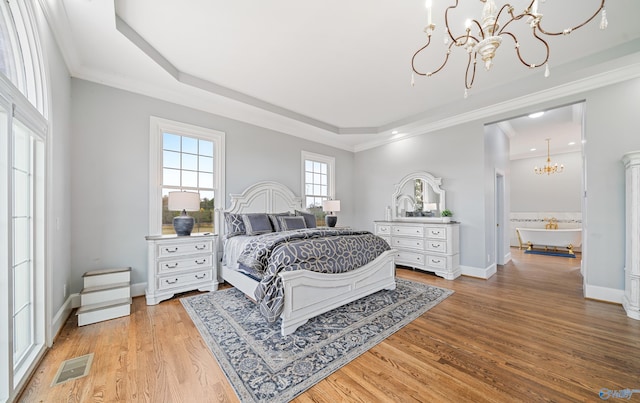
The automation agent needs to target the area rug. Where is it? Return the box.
[525,249,576,258]
[180,278,453,403]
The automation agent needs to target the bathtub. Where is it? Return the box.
[516,228,582,255]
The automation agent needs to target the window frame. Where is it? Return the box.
[301,150,335,210]
[149,117,225,236]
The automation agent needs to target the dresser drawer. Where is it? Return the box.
[392,237,424,250]
[426,239,447,253]
[425,226,447,240]
[425,254,448,270]
[158,254,212,274]
[157,240,212,258]
[157,269,213,290]
[395,250,426,267]
[375,224,391,236]
[392,225,424,237]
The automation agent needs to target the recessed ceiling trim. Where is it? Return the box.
[115,13,340,134]
[353,61,640,152]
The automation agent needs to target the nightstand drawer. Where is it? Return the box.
[157,269,213,291]
[157,240,212,258]
[158,255,212,274]
[392,237,424,250]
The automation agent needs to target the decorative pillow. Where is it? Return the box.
[242,214,273,236]
[278,215,307,231]
[224,213,246,238]
[268,212,292,232]
[295,210,317,228]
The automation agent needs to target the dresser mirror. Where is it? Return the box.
[392,171,446,221]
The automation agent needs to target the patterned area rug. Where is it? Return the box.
[181,278,453,403]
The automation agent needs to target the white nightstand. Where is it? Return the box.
[145,233,218,305]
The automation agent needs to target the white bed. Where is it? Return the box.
[219,181,397,336]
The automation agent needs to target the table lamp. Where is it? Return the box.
[322,200,341,228]
[168,191,201,236]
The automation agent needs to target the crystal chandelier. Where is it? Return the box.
[411,0,608,98]
[534,138,564,175]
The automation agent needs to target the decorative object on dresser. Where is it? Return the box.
[220,181,396,336]
[377,171,460,279]
[322,199,341,227]
[622,151,640,320]
[145,233,218,305]
[167,191,201,236]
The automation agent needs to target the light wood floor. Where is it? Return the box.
[19,248,640,402]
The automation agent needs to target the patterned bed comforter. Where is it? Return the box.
[237,228,390,322]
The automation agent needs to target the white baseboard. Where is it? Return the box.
[50,282,148,338]
[461,264,496,279]
[584,284,624,304]
[501,252,512,265]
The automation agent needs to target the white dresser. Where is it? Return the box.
[145,233,218,305]
[375,221,460,280]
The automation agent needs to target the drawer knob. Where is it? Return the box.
[164,263,179,269]
[432,259,441,264]
[432,244,440,248]
[165,278,178,284]
[195,244,206,250]
[195,273,207,279]
[431,231,440,235]
[195,259,207,265]
[164,247,178,253]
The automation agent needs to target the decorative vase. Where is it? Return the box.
[173,212,195,236]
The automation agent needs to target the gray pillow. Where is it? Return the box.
[268,212,292,232]
[242,214,273,236]
[224,213,246,238]
[295,210,317,228]
[278,215,307,231]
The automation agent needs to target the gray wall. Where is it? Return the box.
[353,122,487,269]
[510,152,582,212]
[69,79,354,292]
[35,4,72,322]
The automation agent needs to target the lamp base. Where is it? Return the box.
[325,215,337,228]
[173,214,195,236]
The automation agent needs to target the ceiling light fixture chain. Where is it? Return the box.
[411,0,608,98]
[534,138,564,175]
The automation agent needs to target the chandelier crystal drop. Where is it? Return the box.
[411,0,608,97]
[534,138,564,175]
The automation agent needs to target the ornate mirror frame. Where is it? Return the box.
[391,171,446,222]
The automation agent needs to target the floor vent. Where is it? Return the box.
[51,353,94,386]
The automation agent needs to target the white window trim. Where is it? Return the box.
[301,150,335,203]
[148,116,225,236]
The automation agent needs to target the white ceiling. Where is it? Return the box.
[41,0,640,153]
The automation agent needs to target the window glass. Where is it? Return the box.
[161,133,216,234]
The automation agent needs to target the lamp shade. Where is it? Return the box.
[322,200,341,213]
[168,191,201,212]
[425,203,438,211]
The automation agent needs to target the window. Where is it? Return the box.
[301,151,335,225]
[0,1,48,401]
[149,117,225,236]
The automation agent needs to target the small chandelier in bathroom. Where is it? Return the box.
[534,138,564,175]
